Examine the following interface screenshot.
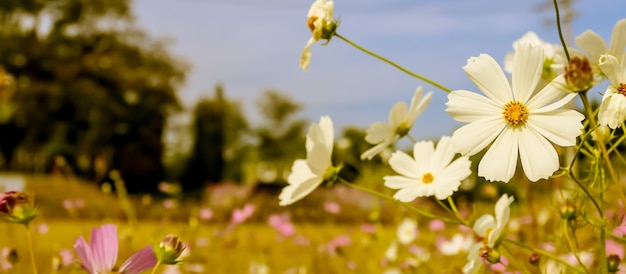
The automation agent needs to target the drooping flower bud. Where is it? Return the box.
[0,191,38,226]
[153,235,185,265]
[564,56,594,93]
[559,201,576,220]
[480,247,501,264]
[529,252,540,266]
[608,254,621,273]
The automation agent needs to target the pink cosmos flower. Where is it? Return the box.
[74,224,157,274]
[268,213,295,237]
[323,201,341,214]
[231,203,255,224]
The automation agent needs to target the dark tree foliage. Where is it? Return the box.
[0,0,187,193]
[181,85,249,193]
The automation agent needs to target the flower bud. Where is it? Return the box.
[564,56,594,93]
[559,202,576,220]
[0,191,38,226]
[607,254,621,273]
[480,247,501,264]
[154,235,185,265]
[529,252,540,266]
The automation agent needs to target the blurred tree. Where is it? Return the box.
[181,84,249,193]
[254,90,307,185]
[0,0,187,193]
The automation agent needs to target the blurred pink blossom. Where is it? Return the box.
[323,201,341,214]
[607,239,625,259]
[62,199,74,210]
[37,223,49,234]
[429,219,445,231]
[59,248,74,267]
[163,198,176,209]
[293,235,310,246]
[360,223,376,235]
[231,203,255,225]
[0,247,13,271]
[325,234,352,256]
[268,213,295,237]
[198,208,213,221]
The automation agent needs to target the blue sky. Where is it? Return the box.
[133,0,624,141]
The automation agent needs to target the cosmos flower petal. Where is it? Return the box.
[388,151,421,178]
[74,237,95,273]
[463,243,483,274]
[609,18,626,55]
[364,122,394,144]
[518,127,560,182]
[463,54,512,106]
[118,246,158,274]
[599,54,621,86]
[450,117,504,156]
[361,140,392,160]
[511,43,543,102]
[527,110,584,146]
[286,160,316,184]
[439,157,472,183]
[432,179,460,200]
[279,176,323,206]
[494,194,514,229]
[384,175,420,189]
[525,75,571,110]
[407,87,433,122]
[413,140,434,169]
[478,128,518,183]
[430,136,455,172]
[575,30,608,62]
[598,94,626,129]
[389,102,409,126]
[318,115,334,151]
[472,214,496,236]
[300,38,315,71]
[446,90,502,123]
[393,185,432,202]
[90,224,118,271]
[307,142,331,176]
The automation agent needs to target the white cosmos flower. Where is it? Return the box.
[504,31,570,83]
[575,18,626,72]
[463,194,514,274]
[445,43,585,183]
[300,0,337,71]
[361,87,433,160]
[598,52,626,129]
[279,115,337,206]
[396,218,417,245]
[384,136,472,201]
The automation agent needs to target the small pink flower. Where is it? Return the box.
[326,234,351,256]
[198,208,213,221]
[231,204,255,225]
[74,224,157,274]
[268,213,295,237]
[37,223,49,234]
[429,219,445,231]
[59,248,74,267]
[163,199,176,209]
[614,223,626,237]
[360,223,376,235]
[62,199,74,210]
[323,201,341,214]
[606,239,624,259]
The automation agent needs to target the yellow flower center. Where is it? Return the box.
[618,83,626,96]
[422,173,434,184]
[307,16,318,32]
[502,101,528,127]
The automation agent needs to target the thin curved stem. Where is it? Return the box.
[25,224,38,274]
[151,261,161,274]
[334,33,452,93]
[503,239,584,274]
[553,0,571,61]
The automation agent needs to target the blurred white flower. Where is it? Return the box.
[439,234,473,256]
[280,116,338,205]
[446,43,584,182]
[300,0,337,71]
[598,52,626,129]
[463,194,514,274]
[361,87,432,160]
[576,19,626,71]
[384,136,471,201]
[396,217,418,245]
[384,241,398,262]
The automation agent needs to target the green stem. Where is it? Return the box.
[553,0,571,61]
[334,33,452,93]
[338,179,459,224]
[503,239,583,274]
[447,196,470,227]
[25,224,38,274]
[151,261,161,274]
